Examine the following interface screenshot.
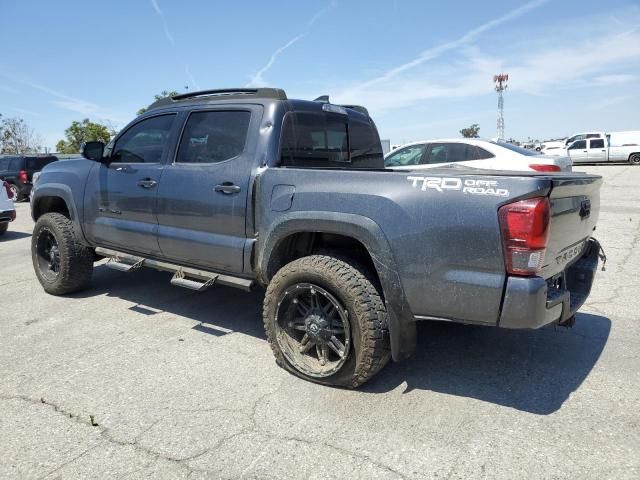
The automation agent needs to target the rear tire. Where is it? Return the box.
[630,154,640,165]
[263,254,390,388]
[8,184,20,201]
[0,222,7,235]
[32,213,94,295]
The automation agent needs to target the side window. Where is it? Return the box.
[425,144,448,164]
[176,110,251,164]
[384,145,425,167]
[470,146,495,160]
[111,114,176,163]
[590,139,605,149]
[280,112,349,167]
[349,118,384,167]
[586,133,601,139]
[569,140,587,150]
[426,143,470,163]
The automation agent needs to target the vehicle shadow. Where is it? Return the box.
[0,230,31,241]
[71,265,267,339]
[364,313,611,415]
[73,266,610,414]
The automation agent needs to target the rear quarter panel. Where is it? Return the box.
[257,167,554,325]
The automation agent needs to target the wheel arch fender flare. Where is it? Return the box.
[258,211,416,361]
[31,184,88,244]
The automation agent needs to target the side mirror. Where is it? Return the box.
[81,141,105,161]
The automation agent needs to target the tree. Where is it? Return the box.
[0,115,43,154]
[460,124,480,138]
[56,119,115,154]
[137,90,179,116]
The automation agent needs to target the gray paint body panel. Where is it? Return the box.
[31,95,603,360]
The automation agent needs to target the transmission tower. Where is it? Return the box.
[493,73,508,140]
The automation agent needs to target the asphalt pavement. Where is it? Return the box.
[0,165,638,479]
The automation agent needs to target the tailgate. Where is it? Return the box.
[541,174,602,279]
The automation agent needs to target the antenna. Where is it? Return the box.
[493,73,508,140]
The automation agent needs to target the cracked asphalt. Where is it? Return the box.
[1,165,639,479]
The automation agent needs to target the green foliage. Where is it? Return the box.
[56,119,115,154]
[137,90,180,116]
[460,124,480,138]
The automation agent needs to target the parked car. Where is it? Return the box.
[384,139,572,172]
[31,87,602,388]
[0,155,58,201]
[564,131,640,147]
[0,181,16,235]
[539,141,567,156]
[566,137,640,164]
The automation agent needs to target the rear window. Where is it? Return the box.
[280,111,383,169]
[0,158,12,170]
[8,157,24,170]
[491,141,541,156]
[176,110,251,164]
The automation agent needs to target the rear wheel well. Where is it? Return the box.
[33,196,71,220]
[266,232,381,293]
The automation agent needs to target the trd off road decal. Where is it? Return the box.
[407,176,509,197]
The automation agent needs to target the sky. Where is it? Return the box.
[1,0,639,150]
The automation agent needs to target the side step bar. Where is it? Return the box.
[95,247,254,292]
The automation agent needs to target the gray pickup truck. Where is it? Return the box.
[30,88,603,387]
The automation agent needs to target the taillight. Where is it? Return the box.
[19,169,28,182]
[3,181,13,200]
[498,197,551,276]
[529,164,561,172]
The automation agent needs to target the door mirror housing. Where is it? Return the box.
[81,141,105,161]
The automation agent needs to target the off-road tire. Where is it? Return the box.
[263,254,391,388]
[32,213,94,295]
[0,222,8,235]
[630,153,640,165]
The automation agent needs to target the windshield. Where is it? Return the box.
[491,141,541,156]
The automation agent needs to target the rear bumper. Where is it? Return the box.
[499,238,600,329]
[0,209,16,223]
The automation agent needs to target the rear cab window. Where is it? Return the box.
[280,109,383,169]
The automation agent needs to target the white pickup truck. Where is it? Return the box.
[566,131,640,165]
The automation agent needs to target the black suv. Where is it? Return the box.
[0,155,58,201]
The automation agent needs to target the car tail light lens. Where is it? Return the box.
[529,164,561,172]
[3,181,14,200]
[19,169,28,182]
[499,197,551,276]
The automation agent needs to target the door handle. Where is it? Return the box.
[582,150,588,153]
[214,183,241,194]
[137,178,157,189]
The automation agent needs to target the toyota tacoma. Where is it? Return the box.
[31,88,603,387]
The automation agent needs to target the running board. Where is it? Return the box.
[95,247,254,292]
[106,257,145,272]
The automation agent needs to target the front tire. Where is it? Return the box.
[32,213,94,295]
[263,255,390,388]
[630,153,640,165]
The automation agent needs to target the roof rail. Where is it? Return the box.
[147,88,288,110]
[172,88,287,101]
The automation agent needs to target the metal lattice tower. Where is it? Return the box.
[493,74,508,140]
